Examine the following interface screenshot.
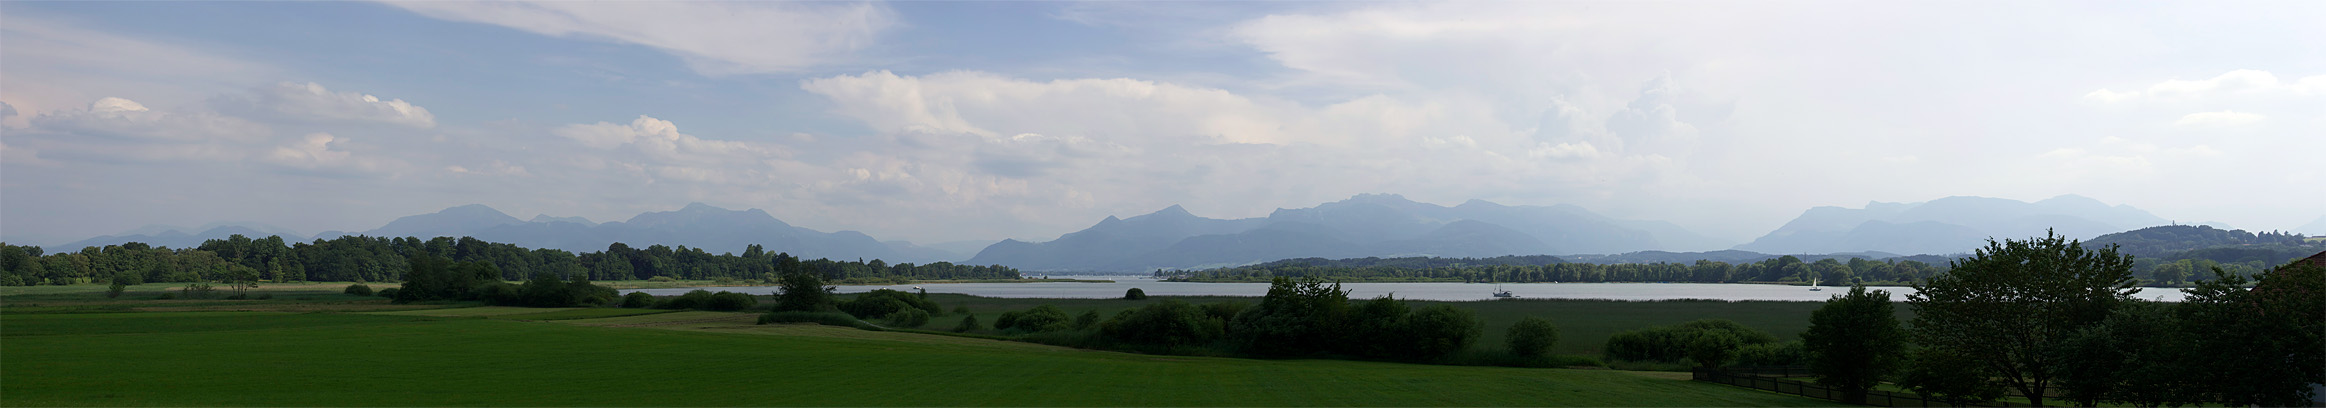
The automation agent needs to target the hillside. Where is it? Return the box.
[969,194,1726,272]
[1736,195,2169,255]
[2086,225,2311,258]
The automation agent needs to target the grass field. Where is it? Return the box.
[1,309,1837,406]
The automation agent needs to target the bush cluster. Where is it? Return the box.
[474,272,617,307]
[658,289,757,311]
[837,289,941,320]
[620,291,655,308]
[759,311,876,330]
[343,284,374,296]
[994,305,1071,333]
[1603,319,1779,367]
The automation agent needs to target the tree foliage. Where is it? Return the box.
[1505,317,1560,358]
[1801,286,1904,404]
[1907,231,2136,407]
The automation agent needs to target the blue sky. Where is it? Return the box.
[4,1,2324,247]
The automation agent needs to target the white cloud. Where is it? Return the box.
[2086,70,2326,103]
[795,69,1695,236]
[250,82,436,128]
[383,1,896,75]
[552,115,790,185]
[1528,142,1601,160]
[2173,110,2265,127]
[267,133,354,168]
[31,97,271,142]
[0,14,275,121]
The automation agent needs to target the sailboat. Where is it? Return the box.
[1809,274,1822,291]
[1492,285,1517,298]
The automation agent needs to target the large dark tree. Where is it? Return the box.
[1801,285,1905,404]
[1907,231,2135,407]
[2172,260,2324,406]
[772,269,832,312]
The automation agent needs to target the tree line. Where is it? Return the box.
[760,271,1564,365]
[0,234,1019,286]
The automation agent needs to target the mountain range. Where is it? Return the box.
[966,194,1729,271]
[41,193,2313,272]
[1733,195,2172,256]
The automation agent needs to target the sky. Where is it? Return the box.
[3,1,2323,247]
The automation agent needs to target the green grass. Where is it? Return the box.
[366,306,577,317]
[2,311,1837,406]
[484,308,675,321]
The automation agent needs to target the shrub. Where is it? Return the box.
[838,289,941,319]
[375,288,400,298]
[1734,341,1807,366]
[475,282,522,306]
[760,311,873,330]
[1228,277,1352,357]
[1604,319,1777,363]
[660,289,716,310]
[1124,288,1148,300]
[952,305,971,315]
[1688,330,1741,368]
[704,291,757,311]
[620,291,656,308]
[106,280,127,299]
[1200,301,1247,321]
[883,308,931,328]
[1404,305,1480,360]
[1506,317,1560,357]
[954,314,983,332]
[1099,299,1221,348]
[1342,296,1412,358]
[180,283,216,300]
[1073,310,1101,329]
[155,292,176,300]
[343,284,374,296]
[773,272,832,312]
[995,305,1071,333]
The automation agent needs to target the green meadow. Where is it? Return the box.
[1,284,1840,407]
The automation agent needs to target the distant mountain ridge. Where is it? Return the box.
[1735,195,2171,255]
[47,203,971,264]
[968,194,1729,272]
[375,203,962,263]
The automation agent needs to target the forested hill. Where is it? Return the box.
[0,235,1020,287]
[2086,225,2312,257]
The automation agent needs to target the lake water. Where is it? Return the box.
[625,278,2193,302]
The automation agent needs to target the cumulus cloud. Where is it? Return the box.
[246,82,436,128]
[2173,110,2265,127]
[552,115,790,185]
[383,1,895,75]
[267,133,354,168]
[31,97,270,142]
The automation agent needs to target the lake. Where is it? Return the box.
[625,278,2193,302]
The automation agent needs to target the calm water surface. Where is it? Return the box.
[626,278,2191,302]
